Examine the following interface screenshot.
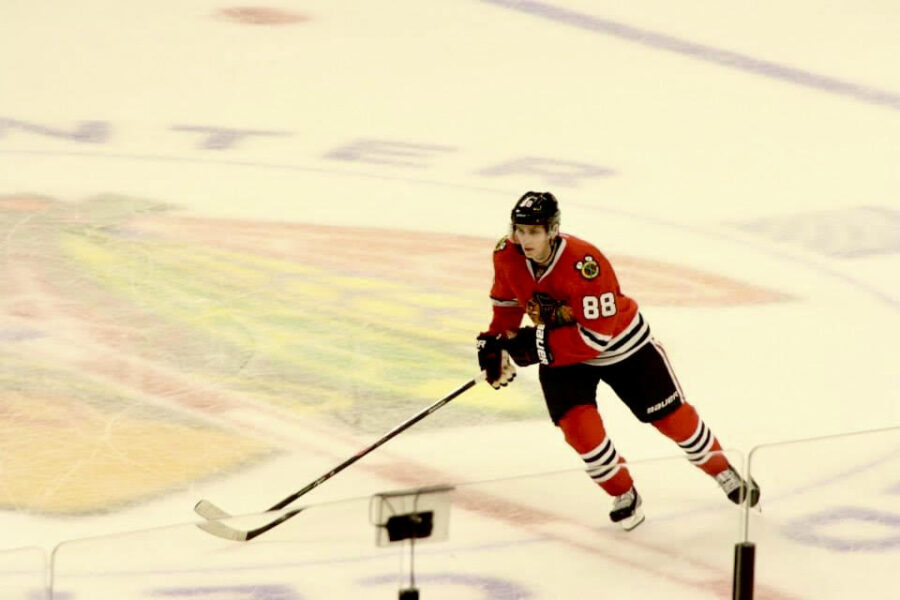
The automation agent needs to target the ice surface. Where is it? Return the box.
[1,0,897,598]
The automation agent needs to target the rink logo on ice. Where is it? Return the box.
[0,194,787,512]
[0,326,44,341]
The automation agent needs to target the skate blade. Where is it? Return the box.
[618,508,646,532]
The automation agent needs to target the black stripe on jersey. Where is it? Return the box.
[606,314,646,352]
[579,326,610,348]
[625,326,651,353]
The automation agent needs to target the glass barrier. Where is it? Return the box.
[48,452,746,599]
[49,495,401,599]
[0,545,46,599]
[13,430,897,598]
[745,426,900,600]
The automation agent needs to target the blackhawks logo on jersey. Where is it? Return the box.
[494,236,509,252]
[576,255,600,280]
[526,292,575,327]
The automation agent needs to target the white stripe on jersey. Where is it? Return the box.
[579,311,644,351]
[491,297,521,307]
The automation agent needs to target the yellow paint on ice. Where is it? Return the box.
[0,393,271,514]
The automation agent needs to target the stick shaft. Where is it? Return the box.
[194,374,484,541]
[267,375,481,511]
[266,376,481,512]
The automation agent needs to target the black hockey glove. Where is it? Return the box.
[476,333,517,389]
[503,325,553,367]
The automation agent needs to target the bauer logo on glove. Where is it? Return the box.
[503,325,553,367]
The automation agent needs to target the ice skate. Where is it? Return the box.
[715,466,760,508]
[609,486,645,531]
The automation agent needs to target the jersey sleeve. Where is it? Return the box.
[545,252,642,366]
[486,243,525,335]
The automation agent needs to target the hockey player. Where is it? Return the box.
[476,191,759,530]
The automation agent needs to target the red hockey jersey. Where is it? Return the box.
[487,233,650,367]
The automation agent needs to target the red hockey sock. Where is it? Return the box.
[558,405,634,496]
[652,404,729,476]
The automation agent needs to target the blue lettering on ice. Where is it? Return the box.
[0,118,616,187]
[0,118,109,143]
[323,138,457,168]
[171,125,292,150]
[358,572,532,599]
[477,156,615,187]
[151,585,303,599]
[783,506,900,552]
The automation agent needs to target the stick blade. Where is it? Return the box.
[194,500,252,541]
[195,499,232,520]
[195,519,250,541]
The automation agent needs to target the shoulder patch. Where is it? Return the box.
[575,255,600,280]
[494,236,509,252]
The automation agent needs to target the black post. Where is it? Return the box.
[732,541,755,600]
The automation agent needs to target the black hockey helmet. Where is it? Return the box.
[511,191,560,231]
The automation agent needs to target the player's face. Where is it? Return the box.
[513,223,553,263]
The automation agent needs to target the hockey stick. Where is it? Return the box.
[195,372,485,541]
